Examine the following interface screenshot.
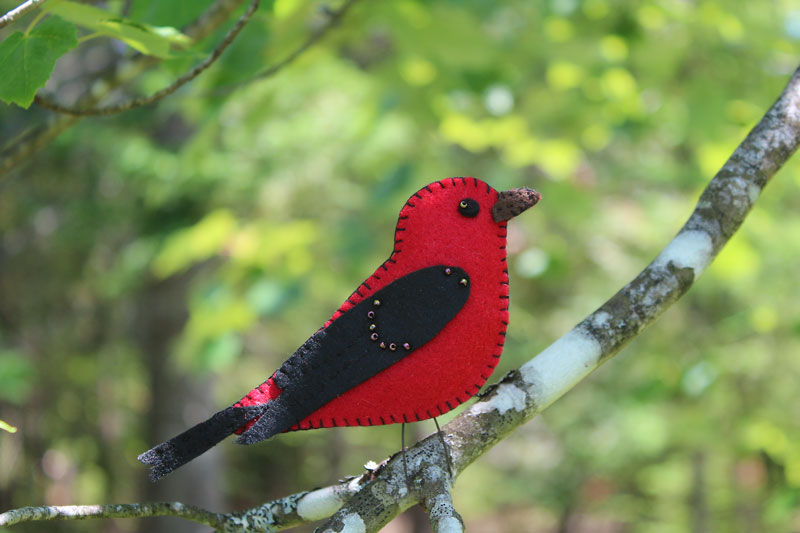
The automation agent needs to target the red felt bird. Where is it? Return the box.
[139,177,540,480]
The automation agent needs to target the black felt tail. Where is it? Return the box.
[138,405,264,481]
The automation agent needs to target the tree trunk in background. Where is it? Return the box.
[690,451,708,533]
[134,274,224,533]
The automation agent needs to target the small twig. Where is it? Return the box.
[225,476,365,531]
[209,0,360,94]
[255,0,358,82]
[33,0,261,116]
[0,502,225,529]
[420,465,464,533]
[0,477,367,531]
[250,0,358,82]
[0,0,48,29]
[0,114,79,178]
[182,0,247,42]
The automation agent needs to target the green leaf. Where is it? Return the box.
[0,419,18,434]
[44,1,191,58]
[0,16,78,108]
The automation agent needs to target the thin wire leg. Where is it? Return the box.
[433,416,453,478]
[401,422,409,484]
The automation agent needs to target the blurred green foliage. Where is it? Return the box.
[1,0,799,531]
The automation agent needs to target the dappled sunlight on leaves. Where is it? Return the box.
[152,209,238,277]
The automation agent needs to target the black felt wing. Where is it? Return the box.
[236,265,470,444]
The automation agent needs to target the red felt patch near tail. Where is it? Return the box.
[233,378,282,434]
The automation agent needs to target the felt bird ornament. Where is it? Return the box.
[139,177,540,480]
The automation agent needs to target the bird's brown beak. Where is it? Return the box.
[492,188,541,222]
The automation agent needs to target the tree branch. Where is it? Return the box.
[0,477,368,530]
[0,114,79,178]
[2,67,798,532]
[224,476,365,531]
[0,502,226,529]
[211,0,360,94]
[316,64,800,531]
[0,0,247,178]
[1,0,360,177]
[32,0,261,116]
[0,0,48,29]
[183,0,250,40]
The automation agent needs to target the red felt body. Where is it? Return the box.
[236,177,509,430]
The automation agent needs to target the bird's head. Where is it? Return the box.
[392,177,540,272]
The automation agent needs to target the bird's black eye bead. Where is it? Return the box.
[458,198,480,218]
